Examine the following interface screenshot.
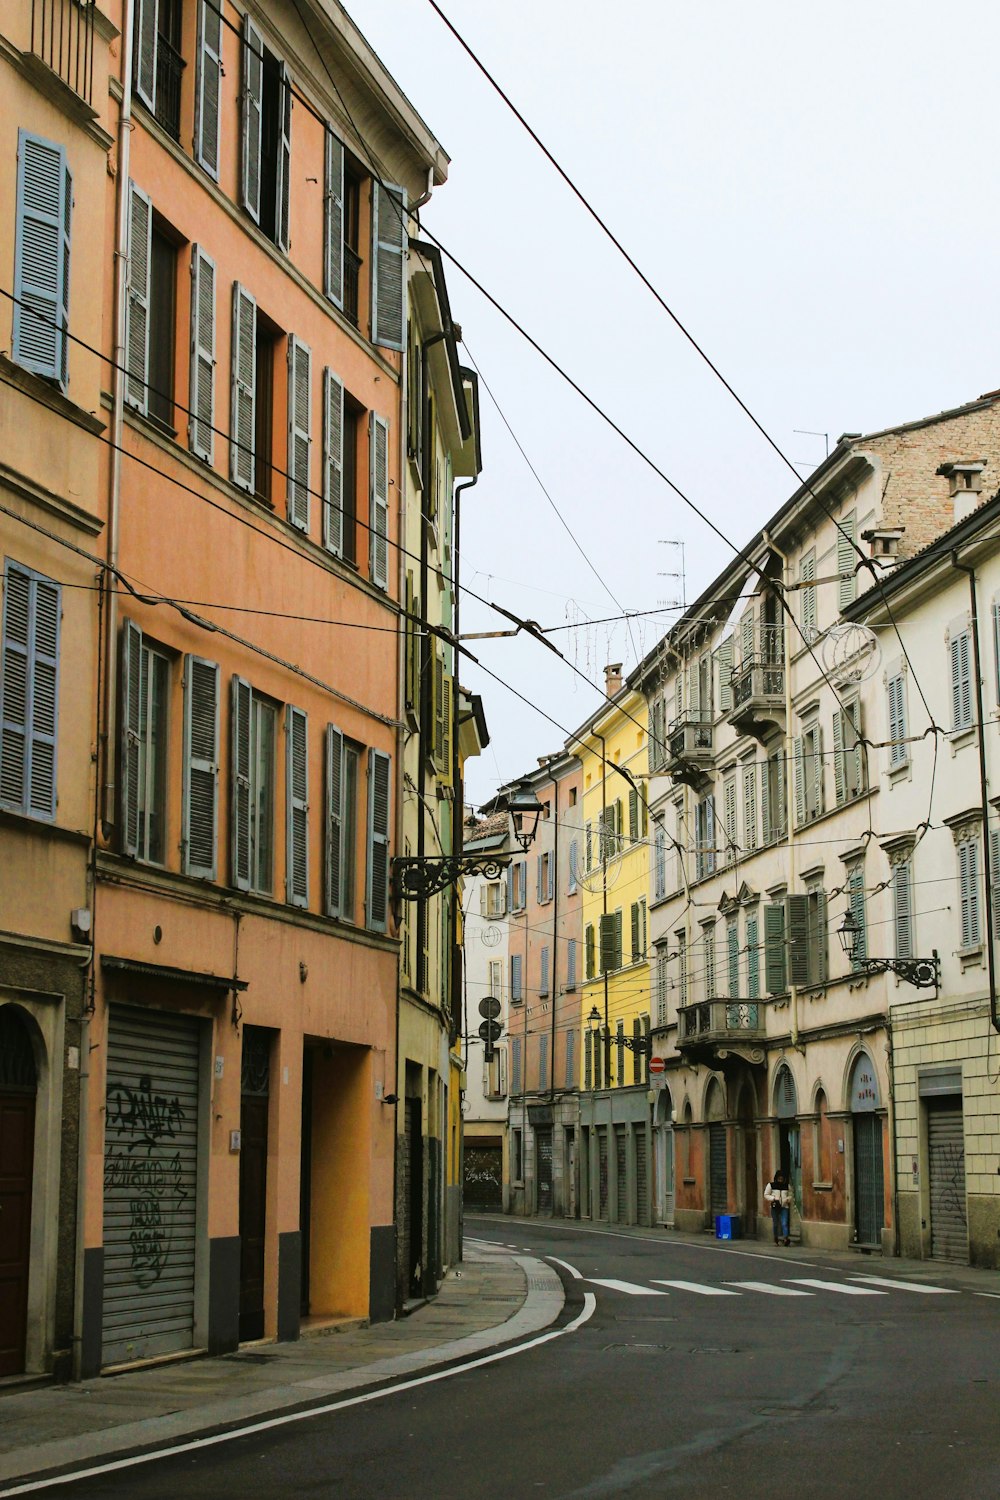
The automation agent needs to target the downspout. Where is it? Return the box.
[452,469,477,1256]
[763,529,798,1048]
[952,551,999,1032]
[550,765,559,1105]
[390,289,409,1310]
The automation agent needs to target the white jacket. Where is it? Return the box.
[765,1181,791,1208]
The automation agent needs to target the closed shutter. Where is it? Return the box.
[369,413,390,589]
[635,1129,649,1227]
[959,838,980,949]
[833,709,845,805]
[125,182,152,412]
[538,1035,549,1091]
[793,736,805,825]
[928,1101,967,1262]
[286,335,311,530]
[324,128,344,307]
[991,830,1000,940]
[894,860,913,959]
[724,776,737,857]
[231,675,252,890]
[539,945,549,996]
[182,655,219,879]
[760,756,770,843]
[188,246,216,462]
[598,1130,609,1219]
[102,1006,201,1366]
[717,636,734,712]
[631,903,640,963]
[837,513,856,610]
[194,0,223,179]
[628,788,639,842]
[951,630,972,731]
[13,132,72,385]
[230,283,256,491]
[585,925,595,980]
[888,674,907,767]
[599,913,616,973]
[324,724,344,917]
[1,563,60,818]
[565,1028,576,1087]
[994,601,1000,705]
[133,0,158,111]
[852,1112,884,1247]
[786,893,810,987]
[240,14,263,223]
[120,619,142,857]
[366,747,390,933]
[615,1127,627,1223]
[276,63,292,252]
[709,1124,727,1215]
[764,902,786,993]
[746,913,760,998]
[322,367,344,555]
[566,939,576,991]
[568,838,578,893]
[285,706,308,907]
[371,182,407,351]
[743,762,757,851]
[812,890,829,984]
[536,1127,552,1211]
[800,551,817,637]
[848,867,867,961]
[511,953,522,1003]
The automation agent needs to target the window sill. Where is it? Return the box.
[958,945,984,971]
[949,726,977,755]
[887,760,911,785]
[812,1181,833,1191]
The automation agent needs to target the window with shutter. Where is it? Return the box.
[746,913,760,998]
[1,561,61,820]
[837,513,856,610]
[511,953,523,1004]
[240,14,263,223]
[372,181,407,351]
[511,1039,522,1094]
[653,821,666,900]
[565,1029,576,1087]
[958,837,981,950]
[723,776,737,861]
[189,246,215,462]
[369,412,390,589]
[241,21,292,249]
[547,848,554,901]
[727,916,739,996]
[786,893,810,987]
[540,945,550,996]
[567,939,577,991]
[743,760,758,851]
[120,619,142,858]
[286,335,312,530]
[320,366,345,553]
[702,921,716,996]
[676,930,688,1003]
[800,550,817,637]
[991,830,1000,941]
[764,902,786,994]
[629,788,639,843]
[134,0,158,111]
[230,283,257,491]
[538,1034,549,1091]
[716,636,734,713]
[631,902,641,963]
[120,622,169,864]
[950,629,973,731]
[230,679,275,894]
[848,866,867,965]
[231,675,252,890]
[194,0,223,179]
[324,128,345,308]
[585,924,595,980]
[285,706,309,908]
[124,182,152,412]
[276,62,292,251]
[182,654,219,879]
[893,860,913,960]
[366,747,391,933]
[887,672,907,768]
[13,132,72,387]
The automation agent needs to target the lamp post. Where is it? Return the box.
[837,911,939,992]
[393,781,544,901]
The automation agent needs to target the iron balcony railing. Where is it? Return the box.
[667,710,714,765]
[344,246,362,327]
[30,0,96,105]
[678,998,764,1043]
[731,655,784,709]
[154,32,184,141]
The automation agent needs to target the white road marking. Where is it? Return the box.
[724,1281,812,1296]
[787,1278,884,1296]
[652,1280,739,1296]
[975,1292,1000,1299]
[548,1255,583,1279]
[849,1275,959,1295]
[466,1217,820,1267]
[587,1278,669,1296]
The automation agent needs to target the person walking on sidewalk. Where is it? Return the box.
[765,1169,792,1245]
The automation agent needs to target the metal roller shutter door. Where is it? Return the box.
[597,1129,609,1220]
[635,1128,650,1226]
[928,1102,967,1263]
[615,1127,627,1223]
[709,1124,727,1216]
[102,1007,201,1366]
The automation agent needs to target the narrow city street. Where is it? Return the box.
[18,1217,1000,1500]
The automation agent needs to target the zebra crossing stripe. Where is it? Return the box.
[652,1280,740,1296]
[725,1281,812,1296]
[787,1278,884,1295]
[586,1278,669,1296]
[848,1275,958,1294]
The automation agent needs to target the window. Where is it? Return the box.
[484,881,505,919]
[655,949,670,1026]
[511,1121,523,1173]
[0,561,60,819]
[148,222,179,429]
[369,413,390,589]
[120,621,169,864]
[133,0,185,139]
[189,245,216,462]
[723,775,737,861]
[537,851,553,904]
[742,759,758,852]
[763,747,786,843]
[892,858,913,960]
[702,921,716,997]
[653,820,667,900]
[887,671,908,770]
[958,836,981,950]
[285,706,309,907]
[231,678,276,894]
[716,637,734,713]
[511,861,527,912]
[194,0,223,179]
[847,866,867,967]
[568,838,579,894]
[230,288,284,503]
[695,795,715,879]
[727,915,739,996]
[833,700,864,805]
[240,15,291,250]
[487,958,504,1005]
[566,939,577,991]
[630,899,646,964]
[484,1046,507,1100]
[540,945,550,997]
[795,723,824,825]
[800,550,817,637]
[511,953,523,1004]
[585,924,595,980]
[365,747,391,933]
[837,512,856,610]
[324,727,360,921]
[568,787,578,807]
[676,930,688,1004]
[950,627,973,732]
[13,131,72,387]
[814,1089,831,1184]
[286,335,312,531]
[600,909,623,972]
[182,654,220,879]
[746,911,760,998]
[565,1029,576,1087]
[539,1034,549,1092]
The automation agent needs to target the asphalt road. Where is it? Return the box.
[29,1218,1000,1500]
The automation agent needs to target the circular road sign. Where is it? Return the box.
[648,1056,667,1074]
[478,1019,502,1044]
[478,996,502,1020]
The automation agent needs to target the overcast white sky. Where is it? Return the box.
[347,0,1000,807]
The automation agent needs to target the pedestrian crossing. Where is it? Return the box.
[582,1273,962,1301]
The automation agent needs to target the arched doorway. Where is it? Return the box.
[773,1064,801,1218]
[737,1081,759,1236]
[705,1078,727,1219]
[654,1087,674,1226]
[0,1007,38,1378]
[849,1052,884,1247]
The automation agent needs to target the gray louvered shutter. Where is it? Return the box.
[548,849,554,900]
[276,63,292,251]
[760,757,770,842]
[794,736,805,825]
[125,181,152,412]
[189,245,216,462]
[1,564,60,819]
[369,412,390,589]
[786,893,810,987]
[366,747,391,933]
[371,182,406,351]
[27,573,59,819]
[814,891,829,983]
[194,0,222,179]
[893,863,912,959]
[134,0,158,111]
[230,282,256,491]
[837,514,856,610]
[599,913,616,973]
[120,619,142,857]
[324,128,344,307]
[231,676,252,890]
[285,706,309,907]
[182,654,219,879]
[717,636,734,712]
[322,367,344,554]
[0,565,30,808]
[287,334,311,530]
[240,14,263,223]
[13,132,72,386]
[814,724,825,813]
[888,674,906,766]
[325,724,344,917]
[764,902,786,994]
[991,831,1000,941]
[833,710,845,805]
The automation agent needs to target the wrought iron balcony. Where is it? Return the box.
[676,997,765,1067]
[29,0,96,106]
[154,32,185,141]
[666,711,714,788]
[344,246,362,327]
[728,629,785,742]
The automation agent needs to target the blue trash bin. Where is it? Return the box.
[715,1213,742,1240]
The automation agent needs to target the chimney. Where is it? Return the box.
[604,662,623,698]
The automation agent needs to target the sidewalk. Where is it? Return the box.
[0,1243,563,1491]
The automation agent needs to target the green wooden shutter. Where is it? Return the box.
[324,724,344,917]
[717,636,734,712]
[13,132,71,386]
[631,902,640,963]
[746,913,760,998]
[800,551,816,637]
[599,912,616,973]
[614,908,623,968]
[286,334,312,531]
[813,890,829,984]
[888,674,907,767]
[1,562,60,819]
[786,893,810,987]
[628,788,639,843]
[240,14,263,223]
[366,747,391,932]
[230,283,256,490]
[324,127,344,307]
[764,902,786,994]
[848,867,868,962]
[322,367,344,554]
[134,0,158,111]
[125,181,152,412]
[231,675,252,890]
[182,654,219,879]
[372,182,407,351]
[893,863,912,960]
[276,62,292,252]
[585,924,595,980]
[837,514,856,610]
[285,706,309,908]
[194,0,223,179]
[120,618,142,858]
[369,412,390,589]
[189,245,216,462]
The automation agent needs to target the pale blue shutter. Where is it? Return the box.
[324,724,344,917]
[120,619,142,857]
[366,747,391,932]
[285,706,309,908]
[511,953,523,1003]
[231,676,252,890]
[372,182,407,351]
[125,181,152,411]
[134,0,158,111]
[182,654,219,879]
[194,0,223,180]
[324,128,344,307]
[567,939,577,990]
[188,246,216,462]
[240,14,263,223]
[13,132,71,386]
[1,563,60,819]
[888,674,906,767]
[322,367,344,555]
[369,412,390,589]
[230,283,256,491]
[547,853,554,901]
[540,945,549,996]
[837,514,856,610]
[951,630,972,731]
[286,334,312,530]
[276,63,292,252]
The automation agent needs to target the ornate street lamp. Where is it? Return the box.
[837,910,939,992]
[392,780,544,902]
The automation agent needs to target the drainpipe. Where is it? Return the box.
[763,530,798,1048]
[550,764,559,1106]
[951,551,999,1032]
[452,468,476,1256]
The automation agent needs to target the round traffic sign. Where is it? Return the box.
[648,1056,667,1074]
[478,996,501,1020]
[478,1019,502,1043]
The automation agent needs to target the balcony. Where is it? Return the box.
[676,998,766,1068]
[29,0,97,107]
[344,246,362,328]
[664,711,713,788]
[728,628,785,742]
[153,32,184,141]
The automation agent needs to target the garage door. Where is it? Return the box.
[928,1100,967,1263]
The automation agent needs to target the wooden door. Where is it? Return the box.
[0,1093,36,1377]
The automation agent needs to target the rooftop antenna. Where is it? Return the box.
[793,429,830,460]
[657,539,686,611]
